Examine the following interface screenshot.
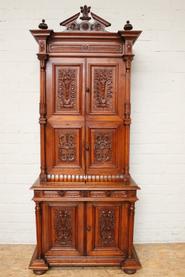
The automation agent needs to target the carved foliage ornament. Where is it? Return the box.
[99,208,115,246]
[94,68,113,110]
[94,133,112,162]
[60,5,111,32]
[57,68,77,110]
[58,133,76,162]
[54,208,73,246]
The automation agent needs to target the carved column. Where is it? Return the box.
[37,53,48,182]
[35,202,42,259]
[128,202,135,258]
[123,48,133,180]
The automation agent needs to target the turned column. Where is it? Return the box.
[38,53,48,182]
[35,202,42,259]
[123,52,133,180]
[128,202,135,258]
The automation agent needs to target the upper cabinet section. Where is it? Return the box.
[30,6,142,57]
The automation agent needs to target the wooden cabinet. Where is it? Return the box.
[29,6,142,275]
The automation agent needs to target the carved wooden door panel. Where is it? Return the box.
[85,58,125,176]
[42,202,84,256]
[46,58,85,176]
[86,202,129,256]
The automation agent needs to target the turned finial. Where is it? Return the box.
[124,20,133,30]
[38,19,48,30]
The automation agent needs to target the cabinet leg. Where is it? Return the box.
[33,269,47,275]
[123,269,136,274]
[121,246,141,274]
[29,247,48,274]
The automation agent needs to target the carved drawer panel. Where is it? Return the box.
[35,190,135,200]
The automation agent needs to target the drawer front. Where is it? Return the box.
[34,190,136,201]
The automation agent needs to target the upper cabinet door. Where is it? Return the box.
[46,58,85,176]
[86,58,125,117]
[85,58,125,175]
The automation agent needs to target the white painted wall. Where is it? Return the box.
[0,0,185,244]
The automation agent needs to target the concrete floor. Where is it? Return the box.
[0,244,184,276]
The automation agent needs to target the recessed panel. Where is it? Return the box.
[54,128,82,168]
[90,65,117,114]
[54,64,82,114]
[51,206,76,248]
[88,128,117,169]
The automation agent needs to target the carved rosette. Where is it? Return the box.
[94,133,112,162]
[57,68,77,110]
[54,208,73,246]
[58,133,76,162]
[99,208,115,246]
[94,69,113,111]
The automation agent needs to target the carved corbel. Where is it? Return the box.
[37,53,48,69]
[124,103,131,126]
[123,55,134,72]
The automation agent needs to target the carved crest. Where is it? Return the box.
[60,5,111,32]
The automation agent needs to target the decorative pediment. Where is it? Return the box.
[60,5,111,32]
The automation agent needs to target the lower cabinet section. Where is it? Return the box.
[29,187,141,274]
[42,201,129,259]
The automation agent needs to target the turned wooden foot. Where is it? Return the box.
[124,269,136,274]
[33,269,47,275]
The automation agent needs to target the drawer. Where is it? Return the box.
[34,189,137,201]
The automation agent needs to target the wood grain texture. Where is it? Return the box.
[29,6,142,275]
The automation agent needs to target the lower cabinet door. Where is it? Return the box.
[86,202,129,256]
[42,202,84,256]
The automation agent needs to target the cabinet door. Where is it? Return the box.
[46,58,85,176]
[42,202,84,256]
[85,58,125,176]
[86,202,129,256]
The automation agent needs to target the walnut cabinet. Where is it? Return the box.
[29,6,142,275]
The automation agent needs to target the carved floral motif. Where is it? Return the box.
[94,133,112,162]
[94,69,113,110]
[57,68,77,110]
[99,208,115,246]
[58,133,76,162]
[54,208,73,246]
